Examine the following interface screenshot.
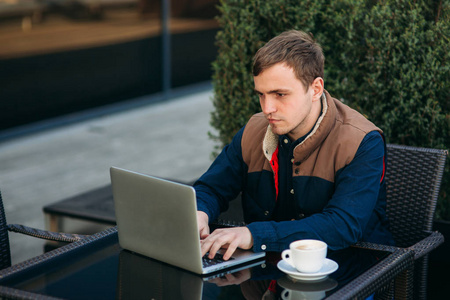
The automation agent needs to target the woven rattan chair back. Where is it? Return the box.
[385,144,447,247]
[385,144,447,299]
[0,191,12,269]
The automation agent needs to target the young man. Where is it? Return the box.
[195,30,394,260]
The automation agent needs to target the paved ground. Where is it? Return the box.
[0,87,218,265]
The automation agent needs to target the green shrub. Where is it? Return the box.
[210,0,323,147]
[210,0,450,220]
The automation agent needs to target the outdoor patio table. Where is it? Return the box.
[0,227,414,299]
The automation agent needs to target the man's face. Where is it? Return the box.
[254,63,321,141]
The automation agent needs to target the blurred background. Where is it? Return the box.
[0,0,219,133]
[0,0,220,264]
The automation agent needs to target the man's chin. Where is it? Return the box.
[270,127,288,136]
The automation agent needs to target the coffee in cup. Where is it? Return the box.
[281,239,327,273]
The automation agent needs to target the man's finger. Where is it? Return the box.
[208,239,227,259]
[199,227,210,239]
[201,238,213,258]
[223,242,238,261]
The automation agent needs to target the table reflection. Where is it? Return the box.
[277,277,338,300]
[117,246,387,300]
[117,249,261,300]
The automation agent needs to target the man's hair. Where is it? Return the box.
[253,30,324,90]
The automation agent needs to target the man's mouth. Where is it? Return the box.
[268,117,280,124]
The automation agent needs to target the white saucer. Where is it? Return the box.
[277,259,339,281]
[277,276,338,291]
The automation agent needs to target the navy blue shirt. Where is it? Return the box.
[274,134,308,221]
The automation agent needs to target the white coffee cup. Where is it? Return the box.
[281,240,327,273]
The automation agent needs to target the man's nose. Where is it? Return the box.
[261,97,276,115]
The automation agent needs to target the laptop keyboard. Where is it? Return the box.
[202,252,234,268]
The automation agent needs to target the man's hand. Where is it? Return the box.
[201,226,254,261]
[208,269,251,286]
[197,211,210,239]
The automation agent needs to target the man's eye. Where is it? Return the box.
[277,93,286,97]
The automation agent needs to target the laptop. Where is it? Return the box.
[110,167,265,275]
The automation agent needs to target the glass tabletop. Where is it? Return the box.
[0,228,395,300]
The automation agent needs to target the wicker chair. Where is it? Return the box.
[354,144,448,299]
[213,144,448,299]
[0,190,89,270]
[381,144,447,299]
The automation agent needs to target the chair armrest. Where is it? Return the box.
[353,241,399,253]
[327,247,414,299]
[408,230,444,260]
[354,230,444,260]
[7,224,89,243]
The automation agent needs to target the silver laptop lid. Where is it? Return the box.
[110,167,204,274]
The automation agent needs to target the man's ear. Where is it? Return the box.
[311,77,324,102]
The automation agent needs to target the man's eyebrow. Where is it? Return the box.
[254,88,290,94]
